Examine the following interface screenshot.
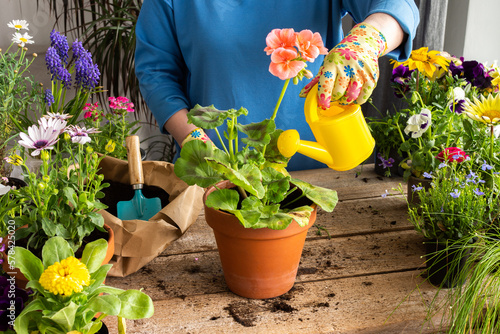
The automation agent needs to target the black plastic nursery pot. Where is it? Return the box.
[425,240,472,289]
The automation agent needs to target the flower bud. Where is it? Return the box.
[40,150,50,161]
[23,47,28,51]
[43,175,50,183]
[86,146,94,154]
[32,53,38,58]
[38,182,46,190]
[304,70,313,79]
[64,133,71,141]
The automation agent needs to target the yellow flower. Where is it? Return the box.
[392,47,450,78]
[464,94,500,126]
[67,331,82,334]
[39,256,90,296]
[105,139,116,153]
[5,154,23,166]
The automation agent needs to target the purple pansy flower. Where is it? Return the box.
[390,65,414,98]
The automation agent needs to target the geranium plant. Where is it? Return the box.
[12,236,154,334]
[0,20,43,178]
[389,47,500,179]
[174,28,338,229]
[82,96,140,160]
[1,113,109,252]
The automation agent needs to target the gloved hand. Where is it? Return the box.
[300,23,387,108]
[181,128,211,147]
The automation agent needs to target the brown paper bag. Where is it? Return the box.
[98,155,204,277]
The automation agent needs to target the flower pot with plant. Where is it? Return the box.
[0,113,113,284]
[407,154,495,288]
[174,28,338,299]
[11,236,154,334]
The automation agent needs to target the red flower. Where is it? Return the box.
[436,147,469,163]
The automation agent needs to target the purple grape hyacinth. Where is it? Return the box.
[49,29,69,64]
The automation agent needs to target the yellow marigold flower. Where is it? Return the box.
[39,256,90,296]
[105,140,116,153]
[392,47,450,79]
[464,94,500,126]
[5,154,23,166]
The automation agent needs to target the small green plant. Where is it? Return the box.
[175,105,338,229]
[408,154,494,242]
[12,236,154,334]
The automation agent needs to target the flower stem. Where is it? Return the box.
[271,78,290,120]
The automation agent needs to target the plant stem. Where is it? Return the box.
[271,78,290,121]
[490,125,494,162]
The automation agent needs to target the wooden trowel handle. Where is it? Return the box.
[126,136,144,186]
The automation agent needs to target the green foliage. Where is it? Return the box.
[407,156,497,241]
[0,35,43,177]
[2,137,109,252]
[13,236,154,334]
[175,104,338,230]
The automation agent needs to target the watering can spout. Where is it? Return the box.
[278,84,375,171]
[278,130,334,167]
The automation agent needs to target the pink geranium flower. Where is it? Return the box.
[296,30,328,62]
[109,96,134,113]
[264,28,297,55]
[269,47,305,80]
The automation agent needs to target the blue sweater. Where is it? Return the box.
[135,0,419,171]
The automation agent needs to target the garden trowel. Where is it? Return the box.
[117,136,161,220]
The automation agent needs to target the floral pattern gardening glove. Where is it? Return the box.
[181,127,211,147]
[300,23,387,108]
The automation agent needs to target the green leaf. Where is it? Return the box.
[118,290,155,319]
[87,294,122,316]
[206,161,265,198]
[174,140,224,188]
[14,299,45,334]
[47,301,79,332]
[82,238,108,273]
[63,187,78,208]
[253,211,295,230]
[205,189,239,211]
[41,217,57,237]
[87,212,104,228]
[12,247,44,281]
[237,119,275,148]
[261,167,290,204]
[186,104,228,129]
[87,264,113,293]
[282,206,314,227]
[42,237,74,269]
[291,179,338,212]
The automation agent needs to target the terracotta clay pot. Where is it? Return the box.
[204,180,316,299]
[0,224,115,288]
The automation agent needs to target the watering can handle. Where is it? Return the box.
[126,136,144,187]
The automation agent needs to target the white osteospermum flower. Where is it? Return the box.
[43,112,72,121]
[7,20,29,31]
[12,32,34,47]
[404,108,432,138]
[38,117,67,136]
[65,125,101,145]
[18,124,60,156]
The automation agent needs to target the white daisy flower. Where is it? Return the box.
[18,124,60,156]
[42,112,73,121]
[12,31,34,47]
[7,20,29,31]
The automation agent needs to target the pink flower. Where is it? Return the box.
[83,111,93,119]
[345,81,361,103]
[436,147,469,163]
[65,125,100,145]
[296,30,328,62]
[109,96,134,113]
[264,28,297,55]
[269,47,305,80]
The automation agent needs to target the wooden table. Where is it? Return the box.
[104,164,446,333]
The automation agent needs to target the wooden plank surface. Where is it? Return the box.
[104,165,447,333]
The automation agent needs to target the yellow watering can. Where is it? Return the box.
[278,84,375,171]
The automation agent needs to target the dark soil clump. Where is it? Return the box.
[271,301,296,313]
[224,302,258,327]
